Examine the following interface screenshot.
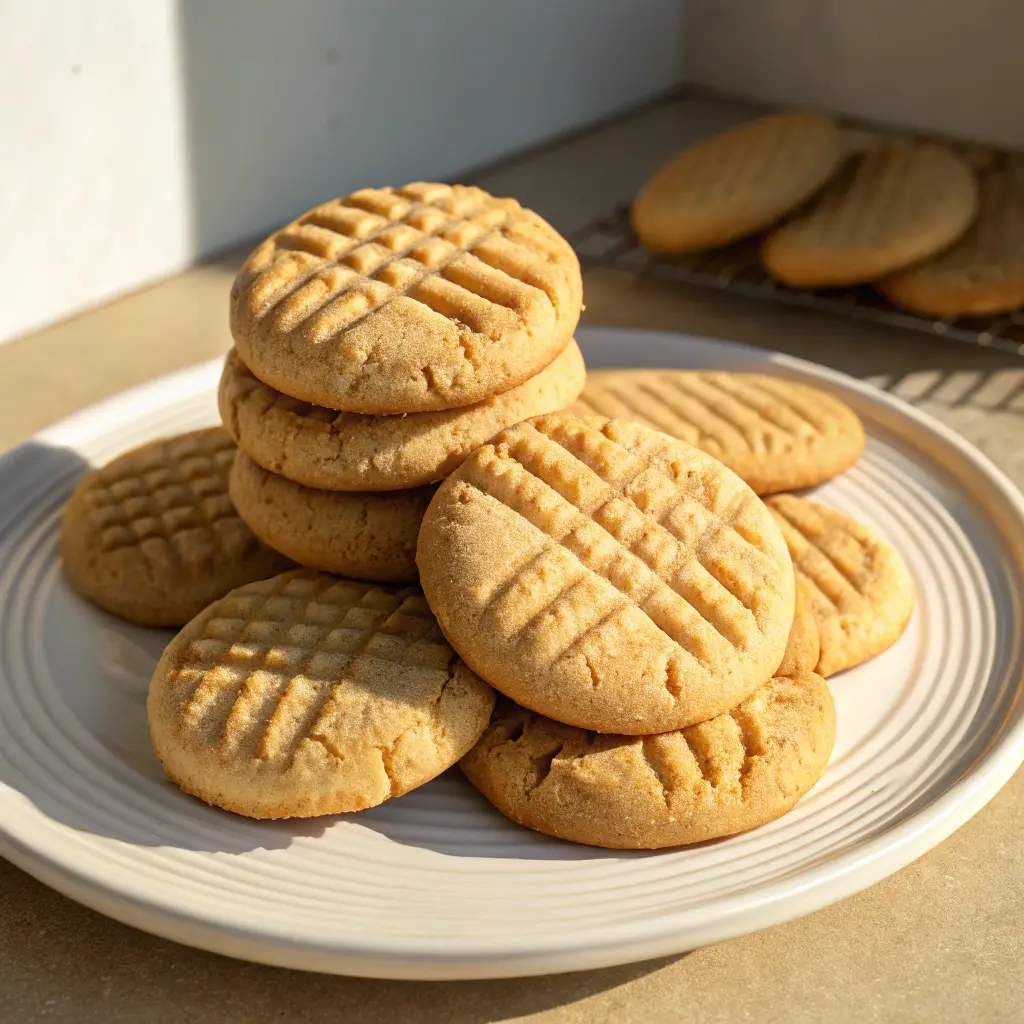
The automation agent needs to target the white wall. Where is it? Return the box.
[0,0,687,345]
[686,1,1024,148]
[1,1,190,346]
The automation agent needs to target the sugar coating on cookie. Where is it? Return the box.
[767,494,914,676]
[148,570,495,818]
[631,111,846,253]
[417,414,796,735]
[219,340,587,492]
[879,164,1024,317]
[762,142,978,288]
[229,452,432,582]
[574,370,864,495]
[461,670,835,849]
[61,428,291,627]
[230,182,582,414]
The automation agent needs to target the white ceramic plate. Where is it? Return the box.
[1,327,1023,981]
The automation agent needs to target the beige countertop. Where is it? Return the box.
[2,94,1023,1022]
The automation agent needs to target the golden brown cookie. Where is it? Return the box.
[878,164,1024,316]
[61,429,292,627]
[762,142,978,288]
[776,575,821,679]
[460,669,834,849]
[230,182,582,414]
[766,494,914,676]
[574,370,864,495]
[229,452,432,582]
[148,570,495,818]
[631,112,846,253]
[417,414,795,735]
[219,341,587,492]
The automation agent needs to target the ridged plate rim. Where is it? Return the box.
[0,326,1022,980]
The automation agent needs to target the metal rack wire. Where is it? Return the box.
[571,204,1024,357]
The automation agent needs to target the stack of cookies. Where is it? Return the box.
[139,381,911,843]
[59,178,916,851]
[219,182,586,582]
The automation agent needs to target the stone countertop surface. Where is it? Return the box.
[1,94,1023,1022]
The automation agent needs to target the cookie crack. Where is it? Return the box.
[376,742,400,797]
[526,741,565,797]
[374,665,462,794]
[309,731,346,761]
[639,738,672,808]
[728,706,768,800]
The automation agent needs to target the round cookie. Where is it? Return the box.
[61,428,292,627]
[878,164,1024,317]
[148,570,495,818]
[417,413,796,735]
[631,111,846,253]
[230,182,583,414]
[219,341,587,492]
[229,453,432,582]
[766,494,914,676]
[762,142,978,288]
[574,369,864,495]
[461,671,835,849]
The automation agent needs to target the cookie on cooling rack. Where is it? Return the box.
[761,141,978,288]
[878,163,1024,317]
[631,111,846,253]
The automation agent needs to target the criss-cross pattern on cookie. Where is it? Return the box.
[576,372,848,458]
[765,493,914,677]
[233,183,571,349]
[174,573,455,764]
[82,429,252,566]
[461,416,781,684]
[767,496,871,615]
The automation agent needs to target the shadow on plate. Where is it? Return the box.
[354,772,741,862]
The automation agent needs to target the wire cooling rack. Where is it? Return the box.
[571,204,1024,357]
